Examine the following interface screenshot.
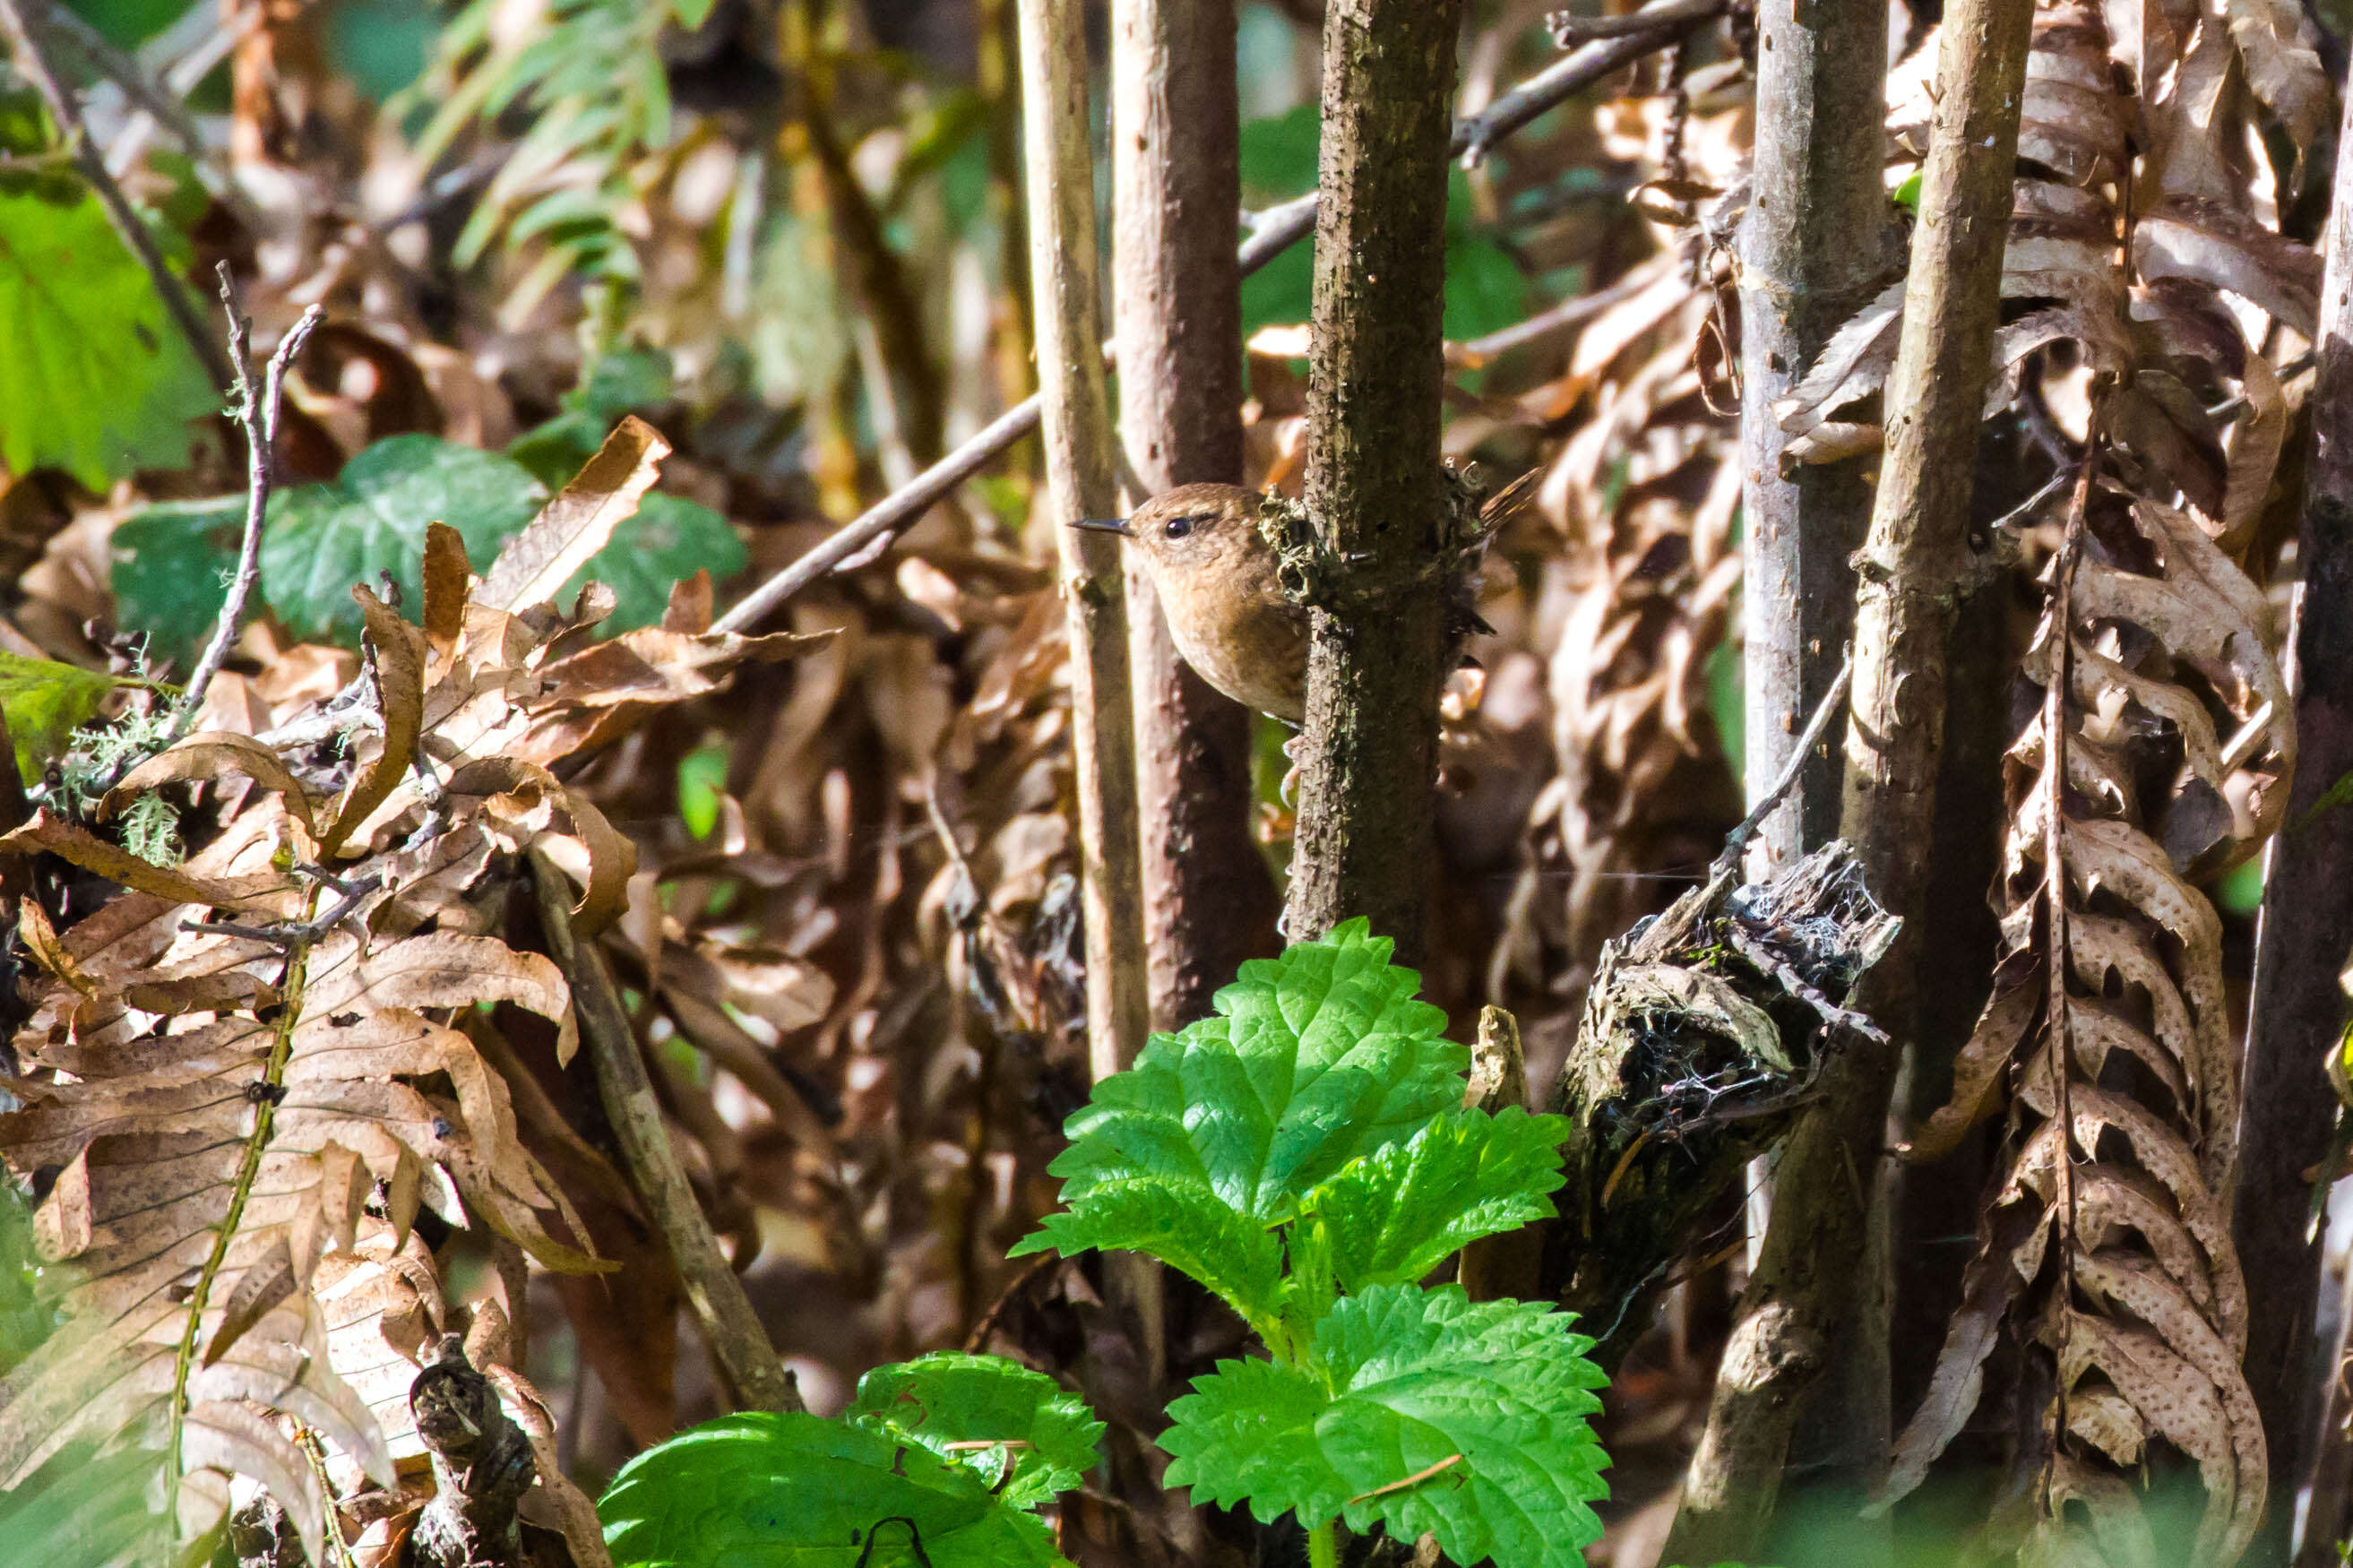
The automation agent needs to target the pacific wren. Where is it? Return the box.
[1076,477,1512,726]
[1073,482,1309,723]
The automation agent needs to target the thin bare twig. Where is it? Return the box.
[1459,0,1732,166]
[0,0,235,391]
[1546,0,1727,45]
[1448,253,1675,367]
[175,276,323,736]
[182,874,381,951]
[711,11,1706,636]
[1715,649,1854,880]
[42,5,210,159]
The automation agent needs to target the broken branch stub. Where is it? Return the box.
[1546,840,1899,1366]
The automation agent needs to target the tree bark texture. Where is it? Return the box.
[1111,0,1281,1031]
[1283,0,1467,960]
[1018,0,1152,1081]
[1738,0,1890,872]
[1735,1,1892,1496]
[1665,0,2037,1555]
[2238,65,2353,1567]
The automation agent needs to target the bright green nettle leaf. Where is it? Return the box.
[599,1410,1073,1568]
[848,1352,1102,1509]
[1161,1284,1611,1568]
[261,435,545,642]
[0,653,140,785]
[0,185,215,489]
[1010,919,1470,1323]
[1297,1105,1570,1297]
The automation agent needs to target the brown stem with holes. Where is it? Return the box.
[1664,0,2038,1551]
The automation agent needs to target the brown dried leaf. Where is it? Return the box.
[0,808,296,912]
[101,732,320,851]
[322,587,427,858]
[479,415,669,614]
[419,521,471,668]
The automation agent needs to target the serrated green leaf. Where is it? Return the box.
[848,1352,1102,1510]
[1299,1106,1570,1295]
[1013,1178,1287,1328]
[109,497,245,668]
[564,492,745,632]
[1013,920,1466,1317]
[0,186,215,489]
[599,1411,1071,1568]
[260,435,545,642]
[0,653,136,784]
[1161,1284,1610,1568]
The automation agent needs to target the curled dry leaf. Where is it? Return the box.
[0,530,828,1562]
[478,414,671,616]
[1849,4,2296,1558]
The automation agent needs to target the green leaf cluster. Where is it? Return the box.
[1013,919,1605,1566]
[0,185,214,489]
[1163,1285,1609,1568]
[403,0,711,306]
[113,421,742,659]
[599,1352,1100,1568]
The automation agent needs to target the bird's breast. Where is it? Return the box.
[1162,594,1308,725]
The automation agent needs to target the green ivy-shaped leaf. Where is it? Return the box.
[1011,919,1468,1325]
[1297,1105,1570,1297]
[599,1411,1071,1568]
[848,1353,1102,1510]
[562,492,744,633]
[508,346,677,487]
[0,185,215,489]
[0,653,141,785]
[109,497,243,668]
[1160,1284,1610,1568]
[260,435,545,642]
[256,433,743,643]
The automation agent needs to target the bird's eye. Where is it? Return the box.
[1164,515,1197,540]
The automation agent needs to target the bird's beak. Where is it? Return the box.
[1070,517,1133,537]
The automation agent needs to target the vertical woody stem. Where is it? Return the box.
[1016,0,1151,1080]
[1113,0,1280,1030]
[1666,0,2036,1553]
[2241,58,2353,1565]
[1283,0,1467,960]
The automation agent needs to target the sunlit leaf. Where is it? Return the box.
[0,653,137,784]
[0,185,214,488]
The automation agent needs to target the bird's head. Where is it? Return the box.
[1070,483,1271,582]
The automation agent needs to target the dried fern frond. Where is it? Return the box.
[1489,83,1752,1037]
[1816,2,2314,1558]
[0,523,822,1563]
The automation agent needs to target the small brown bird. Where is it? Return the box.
[1073,483,1310,724]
